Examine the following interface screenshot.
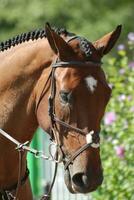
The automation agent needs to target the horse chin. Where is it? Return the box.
[64,168,76,194]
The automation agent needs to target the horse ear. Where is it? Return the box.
[93,25,122,56]
[45,23,73,58]
[45,23,58,54]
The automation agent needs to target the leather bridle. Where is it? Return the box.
[47,59,101,166]
[36,36,102,199]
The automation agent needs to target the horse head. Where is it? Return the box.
[36,24,121,194]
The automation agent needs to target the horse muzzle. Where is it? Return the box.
[64,160,103,194]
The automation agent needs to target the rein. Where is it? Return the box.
[0,128,61,200]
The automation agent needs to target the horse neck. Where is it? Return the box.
[0,38,54,142]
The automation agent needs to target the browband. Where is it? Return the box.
[51,60,102,68]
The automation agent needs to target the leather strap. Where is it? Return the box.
[64,143,93,170]
[51,60,101,68]
[0,166,29,200]
[53,115,91,136]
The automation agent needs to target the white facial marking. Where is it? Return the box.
[85,76,97,92]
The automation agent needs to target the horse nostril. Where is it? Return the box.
[60,90,72,104]
[72,173,89,188]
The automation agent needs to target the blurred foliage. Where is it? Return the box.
[92,33,134,199]
[0,0,133,43]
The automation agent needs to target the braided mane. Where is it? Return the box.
[0,27,71,52]
[0,26,92,59]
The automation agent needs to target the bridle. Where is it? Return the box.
[0,36,101,200]
[35,36,102,199]
[47,59,101,169]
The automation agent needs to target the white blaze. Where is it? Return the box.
[85,76,97,92]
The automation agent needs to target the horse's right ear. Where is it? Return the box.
[45,23,73,59]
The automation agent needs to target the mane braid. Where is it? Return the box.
[78,37,93,58]
[0,26,73,52]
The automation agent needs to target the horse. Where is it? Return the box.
[0,23,122,199]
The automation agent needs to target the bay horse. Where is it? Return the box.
[0,23,121,199]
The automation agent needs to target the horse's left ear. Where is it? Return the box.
[93,25,122,56]
[45,23,73,59]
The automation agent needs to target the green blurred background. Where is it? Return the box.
[0,0,134,200]
[0,0,133,43]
